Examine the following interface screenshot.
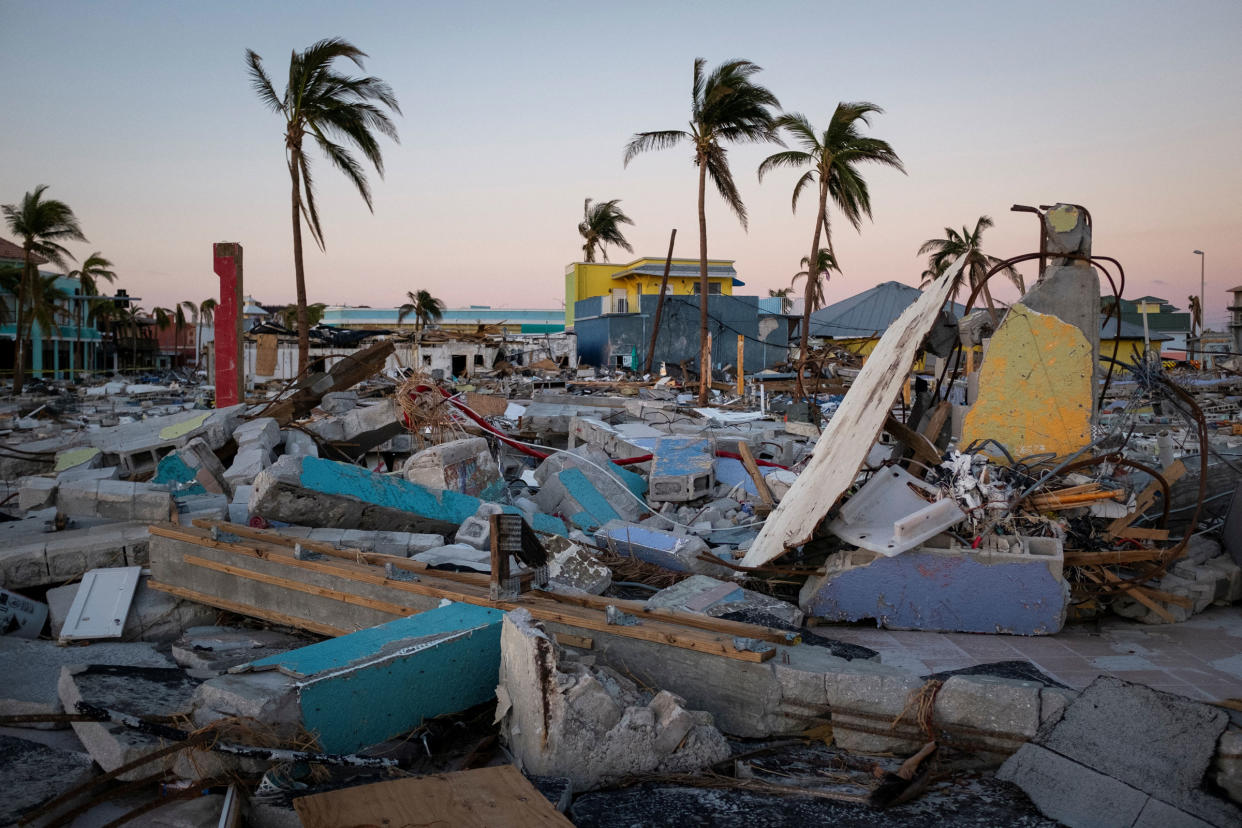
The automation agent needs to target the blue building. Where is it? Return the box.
[321,305,564,334]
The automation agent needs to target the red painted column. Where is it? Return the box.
[212,242,244,407]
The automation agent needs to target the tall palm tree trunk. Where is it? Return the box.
[13,256,33,393]
[289,149,310,376]
[796,184,829,401]
[696,156,710,405]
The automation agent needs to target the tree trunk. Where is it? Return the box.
[796,183,829,401]
[12,254,32,393]
[289,147,310,376]
[696,156,710,406]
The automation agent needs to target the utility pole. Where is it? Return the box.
[642,229,676,376]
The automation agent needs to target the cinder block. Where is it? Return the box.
[648,437,715,503]
[56,479,100,517]
[18,477,58,511]
[233,417,281,451]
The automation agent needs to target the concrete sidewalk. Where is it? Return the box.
[819,605,1242,702]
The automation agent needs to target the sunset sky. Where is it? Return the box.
[2,1,1239,328]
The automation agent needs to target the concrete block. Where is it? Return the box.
[191,670,302,739]
[533,446,647,524]
[228,484,252,524]
[240,602,505,754]
[282,428,319,458]
[306,398,404,458]
[56,478,99,517]
[234,416,281,450]
[453,502,504,550]
[497,609,731,790]
[60,664,199,780]
[57,463,120,484]
[544,535,612,595]
[824,662,926,753]
[402,437,504,499]
[178,492,229,522]
[0,638,173,725]
[647,437,715,503]
[799,536,1067,635]
[224,445,273,488]
[18,476,58,511]
[932,675,1043,747]
[250,455,566,538]
[1214,729,1242,805]
[536,468,629,531]
[646,574,802,627]
[0,733,96,825]
[153,437,231,497]
[998,742,1147,828]
[320,391,357,414]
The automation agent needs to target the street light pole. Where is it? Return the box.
[1193,249,1205,335]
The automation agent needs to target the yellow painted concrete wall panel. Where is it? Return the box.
[961,303,1093,460]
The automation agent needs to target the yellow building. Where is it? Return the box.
[564,257,739,327]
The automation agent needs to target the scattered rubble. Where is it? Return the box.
[2,221,1240,823]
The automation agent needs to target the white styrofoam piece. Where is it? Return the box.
[829,466,966,557]
[59,566,142,640]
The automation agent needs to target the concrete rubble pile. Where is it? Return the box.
[2,208,1241,825]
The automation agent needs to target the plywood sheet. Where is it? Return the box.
[961,302,1093,460]
[740,255,965,567]
[293,765,573,828]
[255,333,278,377]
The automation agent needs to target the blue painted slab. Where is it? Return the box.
[801,549,1068,635]
[594,519,704,573]
[298,456,565,537]
[557,467,621,531]
[650,437,714,478]
[249,603,505,754]
[153,453,206,497]
[713,457,758,496]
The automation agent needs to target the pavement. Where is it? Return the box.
[819,605,1242,703]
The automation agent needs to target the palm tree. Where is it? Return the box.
[278,302,326,331]
[767,287,792,314]
[245,38,401,375]
[758,104,904,398]
[578,198,635,263]
[397,289,445,332]
[917,216,1021,318]
[195,297,217,369]
[625,58,781,404]
[67,252,116,378]
[2,185,87,392]
[791,248,838,316]
[28,274,69,378]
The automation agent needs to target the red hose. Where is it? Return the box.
[409,385,788,470]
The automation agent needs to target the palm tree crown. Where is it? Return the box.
[397,289,445,331]
[918,216,1022,309]
[246,37,400,374]
[578,198,635,263]
[791,248,838,314]
[624,58,781,404]
[758,103,904,398]
[2,185,87,392]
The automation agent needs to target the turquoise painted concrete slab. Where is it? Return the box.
[248,603,505,754]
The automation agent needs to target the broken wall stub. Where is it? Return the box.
[961,303,1093,461]
[401,436,504,500]
[496,609,731,790]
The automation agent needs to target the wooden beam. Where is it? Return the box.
[741,253,966,568]
[265,339,395,426]
[1106,459,1186,538]
[884,414,942,466]
[737,442,776,510]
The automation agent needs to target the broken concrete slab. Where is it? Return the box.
[0,638,173,725]
[0,733,96,825]
[171,625,308,676]
[233,416,281,451]
[86,404,245,470]
[319,391,358,415]
[239,602,504,754]
[998,676,1241,827]
[533,446,648,526]
[282,427,319,458]
[55,479,173,522]
[799,536,1068,635]
[306,398,404,459]
[190,669,302,742]
[497,609,731,790]
[47,574,217,643]
[59,663,200,780]
[250,455,566,538]
[223,445,273,488]
[402,436,504,499]
[646,574,803,628]
[152,437,231,497]
[594,520,729,577]
[544,535,612,595]
[18,475,58,511]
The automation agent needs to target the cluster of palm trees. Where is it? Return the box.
[3,183,222,390]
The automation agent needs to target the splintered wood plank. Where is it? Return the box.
[1106,459,1186,537]
[740,254,966,568]
[294,765,573,828]
[737,442,776,510]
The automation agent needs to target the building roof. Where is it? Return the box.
[0,236,48,265]
[1101,317,1171,341]
[801,281,967,338]
[611,262,742,286]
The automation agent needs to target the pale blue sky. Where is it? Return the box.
[1,1,1239,326]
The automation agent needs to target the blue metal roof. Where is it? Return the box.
[801,281,967,338]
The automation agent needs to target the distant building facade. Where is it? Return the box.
[1100,295,1191,353]
[321,306,563,335]
[564,257,741,328]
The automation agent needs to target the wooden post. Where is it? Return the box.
[736,334,744,396]
[642,229,676,376]
[488,513,508,601]
[700,332,712,396]
[965,346,975,375]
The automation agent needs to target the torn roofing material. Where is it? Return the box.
[740,253,966,569]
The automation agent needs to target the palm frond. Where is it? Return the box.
[624,130,688,166]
